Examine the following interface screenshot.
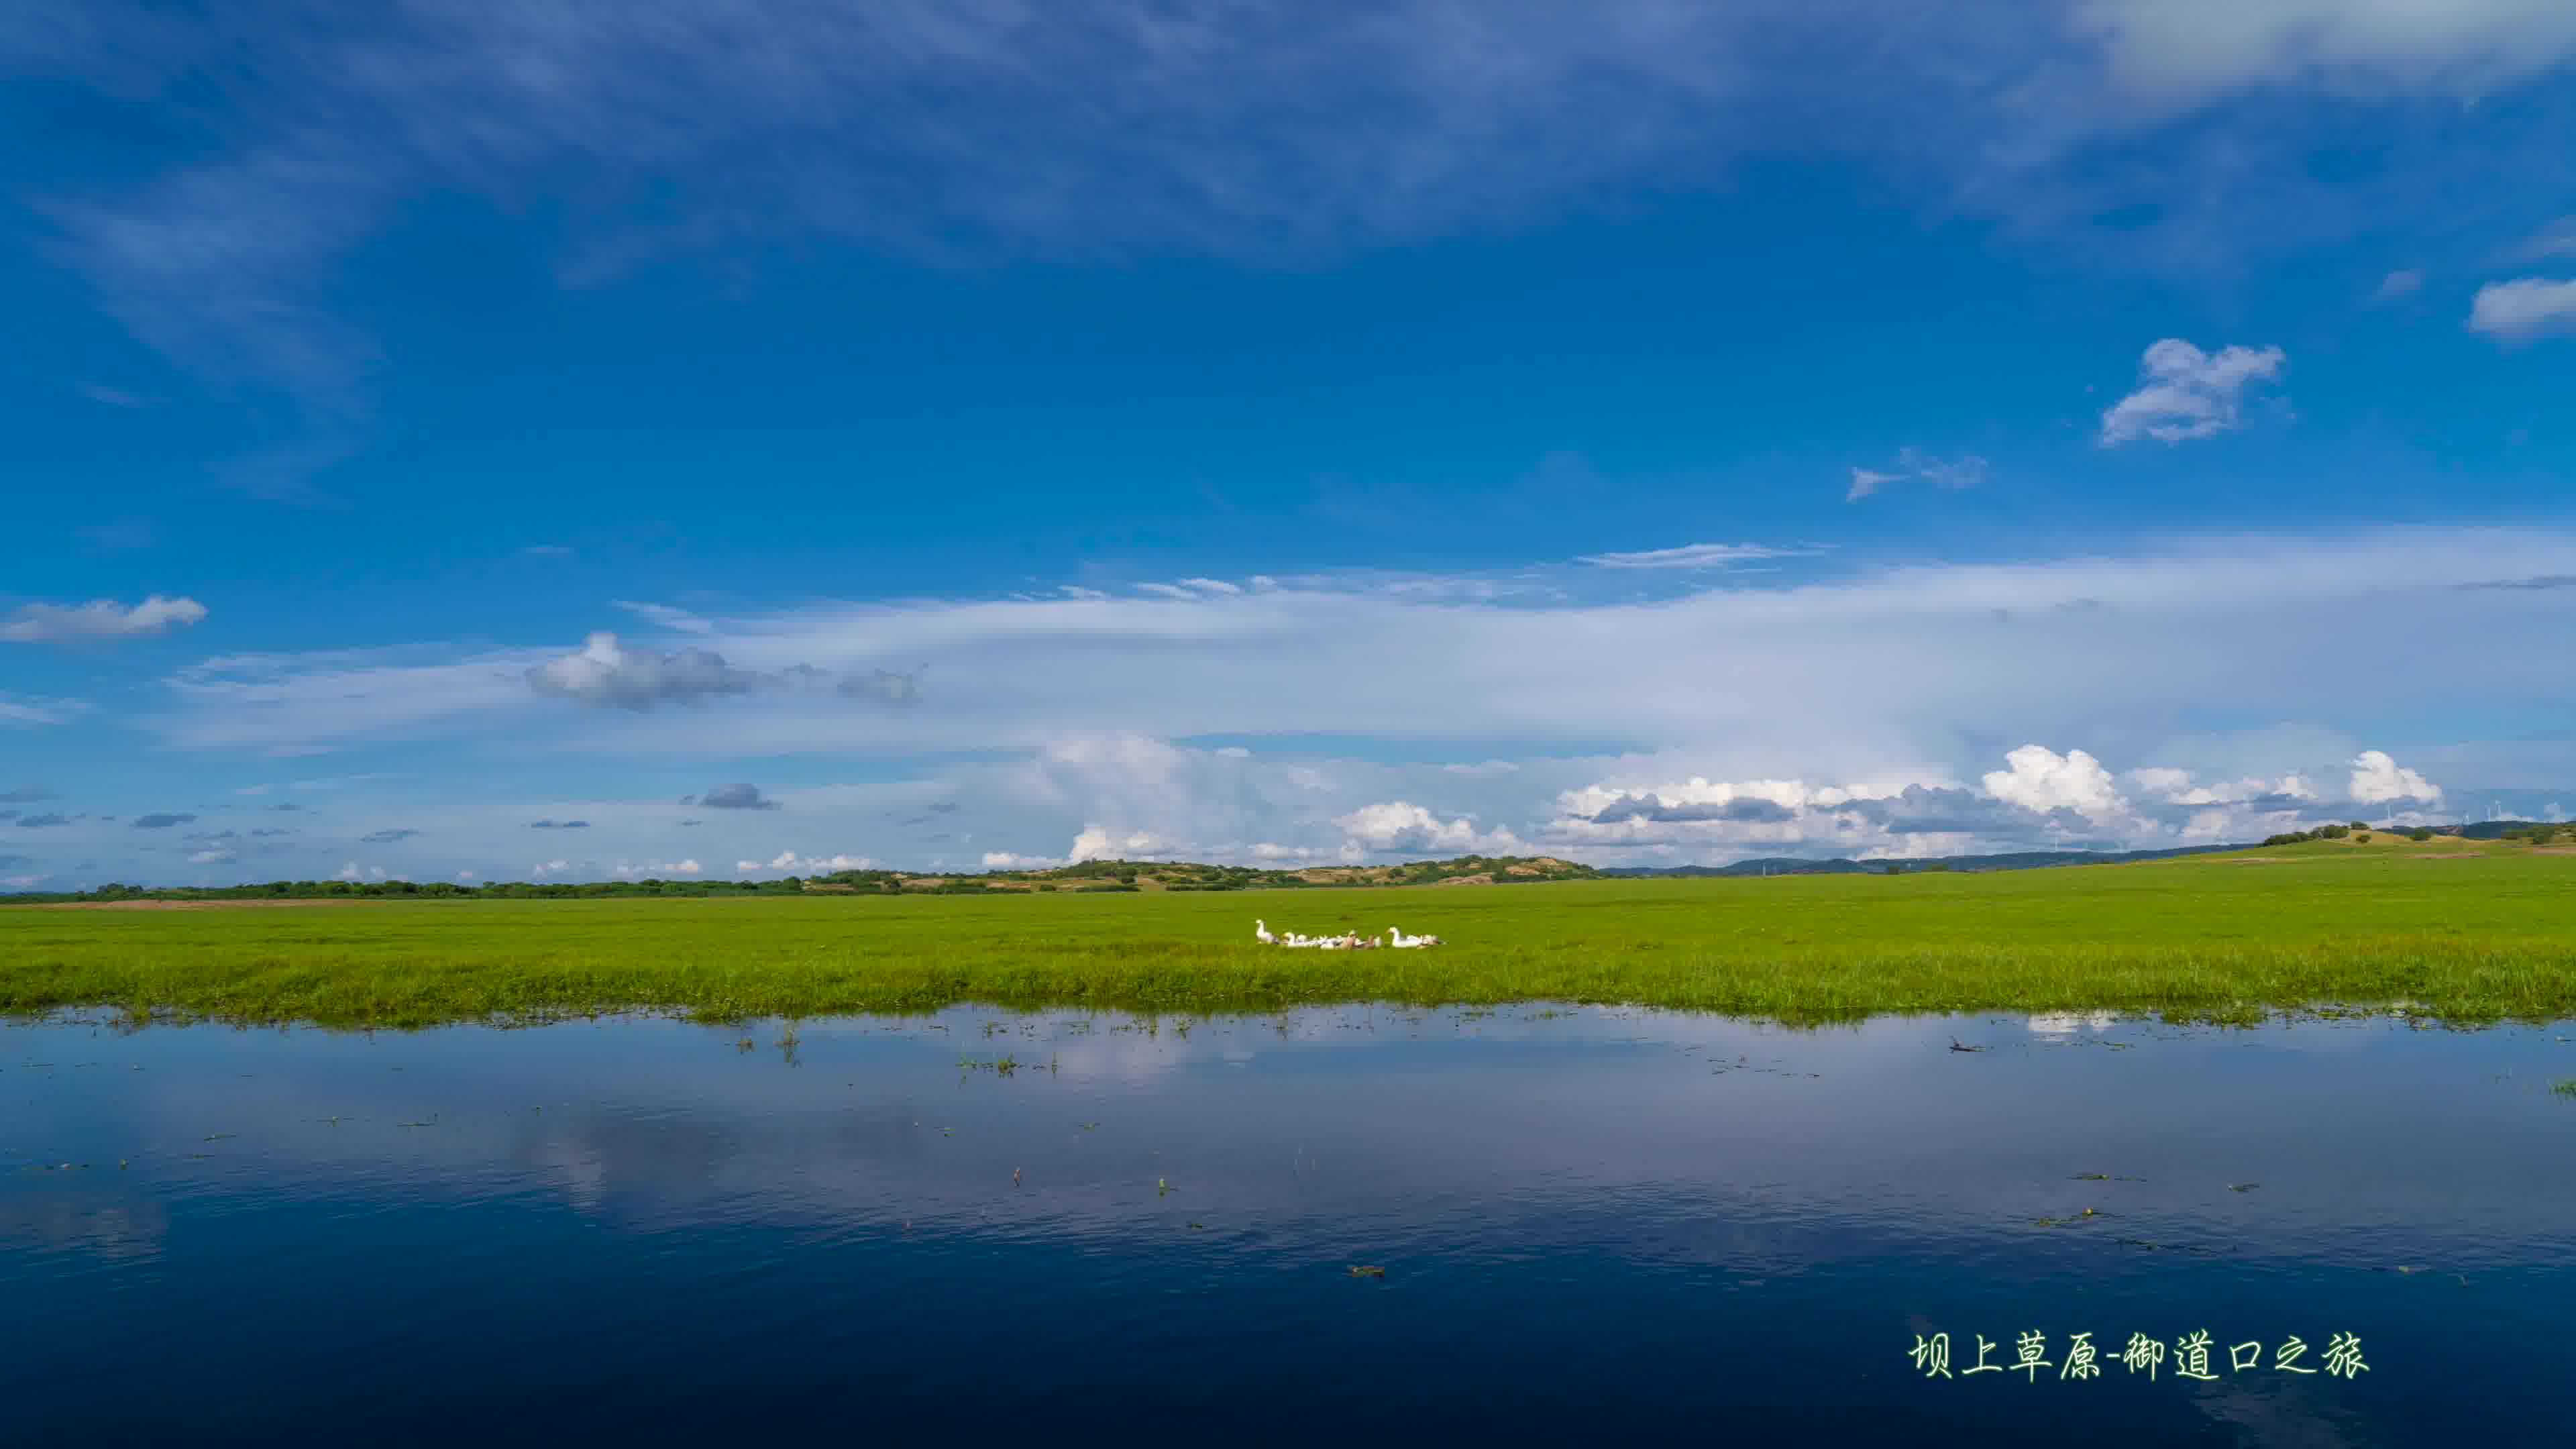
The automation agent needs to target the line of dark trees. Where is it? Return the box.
[3,854,1601,905]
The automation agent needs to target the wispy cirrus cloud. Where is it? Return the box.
[1576,542,1817,571]
[19,1,2576,418]
[1845,447,1990,502]
[129,528,2576,808]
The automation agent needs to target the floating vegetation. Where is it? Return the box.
[1347,1265,1386,1279]
[2032,1208,2104,1228]
[2550,1079,2576,1097]
[2228,1182,2261,1192]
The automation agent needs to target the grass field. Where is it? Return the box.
[5,838,2573,1027]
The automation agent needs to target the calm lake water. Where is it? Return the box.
[5,1004,2573,1445]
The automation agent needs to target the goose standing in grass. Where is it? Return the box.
[1254,919,1277,945]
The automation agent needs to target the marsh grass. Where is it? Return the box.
[4,850,2573,1028]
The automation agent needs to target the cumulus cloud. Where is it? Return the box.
[1981,745,2131,820]
[2348,749,2440,804]
[131,812,197,829]
[527,632,765,709]
[2371,268,2422,302]
[1067,825,1175,863]
[1333,801,1522,856]
[0,594,206,644]
[690,784,780,812]
[2127,767,2314,806]
[980,851,1061,869]
[611,859,704,877]
[1845,447,1989,502]
[1576,543,1813,570]
[2465,278,2576,343]
[187,848,237,865]
[735,851,873,875]
[335,861,386,881]
[2097,339,2287,445]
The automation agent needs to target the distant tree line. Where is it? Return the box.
[4,854,1601,905]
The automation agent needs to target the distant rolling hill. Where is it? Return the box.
[1600,844,2253,877]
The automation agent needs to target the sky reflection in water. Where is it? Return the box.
[5,1006,2573,1445]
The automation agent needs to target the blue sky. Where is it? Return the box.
[7,1,2576,888]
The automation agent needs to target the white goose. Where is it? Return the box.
[1254,919,1277,945]
[1388,926,1443,949]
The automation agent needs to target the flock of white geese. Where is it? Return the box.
[1254,919,1442,950]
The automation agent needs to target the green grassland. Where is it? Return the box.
[4,835,2573,1027]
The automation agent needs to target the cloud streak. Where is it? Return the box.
[0,595,206,643]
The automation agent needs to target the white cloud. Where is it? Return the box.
[1576,542,1812,570]
[527,631,765,708]
[611,859,703,877]
[186,848,236,865]
[1845,468,1901,502]
[735,851,873,875]
[2072,0,2576,109]
[1175,578,1242,595]
[612,600,716,635]
[2520,218,2576,261]
[136,527,2576,783]
[1982,745,2130,820]
[0,594,206,643]
[1067,825,1175,863]
[1846,447,1990,502]
[2098,339,2287,445]
[530,859,575,879]
[2125,765,2314,805]
[334,861,386,881]
[0,694,91,727]
[2348,749,2440,805]
[2371,268,2422,301]
[2465,277,2576,343]
[1333,801,1521,856]
[980,851,1061,869]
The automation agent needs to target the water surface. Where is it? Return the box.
[6,1005,2573,1444]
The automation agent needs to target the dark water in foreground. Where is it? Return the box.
[5,1005,2574,1446]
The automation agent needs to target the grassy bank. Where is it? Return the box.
[5,843,2573,1026]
